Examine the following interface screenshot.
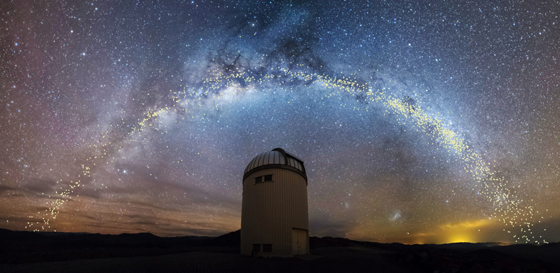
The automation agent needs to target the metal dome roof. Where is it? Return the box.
[243,148,307,182]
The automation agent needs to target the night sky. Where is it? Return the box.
[1,0,559,245]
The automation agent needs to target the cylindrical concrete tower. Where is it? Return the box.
[241,148,309,257]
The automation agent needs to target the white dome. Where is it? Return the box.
[243,148,306,182]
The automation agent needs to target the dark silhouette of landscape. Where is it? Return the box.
[1,228,559,273]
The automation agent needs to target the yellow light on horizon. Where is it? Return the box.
[440,219,493,244]
[448,233,473,243]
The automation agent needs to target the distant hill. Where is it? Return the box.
[0,228,221,264]
[210,229,240,247]
[1,228,559,271]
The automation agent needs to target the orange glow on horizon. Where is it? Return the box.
[439,219,491,244]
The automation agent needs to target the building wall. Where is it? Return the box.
[241,168,309,257]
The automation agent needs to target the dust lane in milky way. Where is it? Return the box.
[1,0,559,244]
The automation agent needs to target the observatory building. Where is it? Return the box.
[241,148,309,257]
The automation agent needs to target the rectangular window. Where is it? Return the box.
[253,244,261,253]
[255,175,273,184]
[263,244,272,252]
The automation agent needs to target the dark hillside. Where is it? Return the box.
[1,228,559,273]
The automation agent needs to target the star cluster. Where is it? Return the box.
[1,0,559,244]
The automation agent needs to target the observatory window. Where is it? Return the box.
[263,244,272,252]
[253,244,261,253]
[255,175,273,184]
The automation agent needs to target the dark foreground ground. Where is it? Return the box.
[1,229,559,273]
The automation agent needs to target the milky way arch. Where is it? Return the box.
[30,62,547,244]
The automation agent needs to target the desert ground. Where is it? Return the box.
[1,229,559,273]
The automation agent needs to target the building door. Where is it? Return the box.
[292,228,308,255]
